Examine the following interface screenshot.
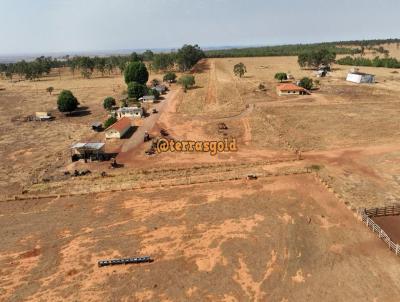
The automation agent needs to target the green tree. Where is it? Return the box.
[274,72,288,82]
[104,116,117,129]
[142,50,154,61]
[124,61,149,85]
[148,87,160,100]
[176,44,205,71]
[46,86,54,95]
[127,82,147,99]
[57,90,79,114]
[178,75,195,92]
[129,52,143,62]
[297,49,336,69]
[103,97,116,110]
[298,77,313,90]
[163,72,177,83]
[152,53,175,71]
[233,63,247,78]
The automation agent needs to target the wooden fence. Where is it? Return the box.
[359,206,400,256]
[364,204,400,218]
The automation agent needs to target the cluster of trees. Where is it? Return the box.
[0,56,60,81]
[336,56,400,69]
[1,44,205,81]
[150,44,205,72]
[298,49,336,69]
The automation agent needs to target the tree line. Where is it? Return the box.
[205,38,400,58]
[205,43,358,58]
[337,56,400,69]
[0,44,205,81]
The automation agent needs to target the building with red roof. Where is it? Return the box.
[105,117,131,139]
[276,83,310,96]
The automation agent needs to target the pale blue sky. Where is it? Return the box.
[0,0,399,55]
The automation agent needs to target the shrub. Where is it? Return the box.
[163,72,177,83]
[177,75,195,92]
[104,116,117,129]
[298,77,313,90]
[274,72,287,82]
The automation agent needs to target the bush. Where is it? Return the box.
[46,86,54,95]
[57,90,79,113]
[177,75,195,92]
[124,61,149,85]
[298,77,313,90]
[274,72,287,82]
[163,72,177,83]
[127,82,147,99]
[104,116,117,129]
[103,97,116,110]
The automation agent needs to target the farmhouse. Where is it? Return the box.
[105,117,131,139]
[116,107,143,119]
[346,72,375,84]
[139,95,156,103]
[276,83,310,96]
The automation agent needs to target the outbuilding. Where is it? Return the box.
[139,95,156,103]
[71,142,106,162]
[105,117,131,139]
[116,107,143,119]
[346,72,375,84]
[276,83,310,96]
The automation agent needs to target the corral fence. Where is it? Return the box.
[359,205,400,256]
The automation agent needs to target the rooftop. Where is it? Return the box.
[71,142,105,150]
[348,72,375,76]
[277,83,306,91]
[105,117,131,133]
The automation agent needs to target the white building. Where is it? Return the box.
[115,107,143,119]
[346,72,375,84]
[139,95,156,103]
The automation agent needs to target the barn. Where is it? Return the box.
[105,117,131,139]
[346,72,375,84]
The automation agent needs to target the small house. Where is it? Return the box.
[346,72,375,84]
[276,83,310,96]
[105,117,131,139]
[116,107,143,119]
[139,95,156,103]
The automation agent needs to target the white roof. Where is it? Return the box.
[71,142,105,150]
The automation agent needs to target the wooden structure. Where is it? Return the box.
[71,142,106,162]
[359,204,400,256]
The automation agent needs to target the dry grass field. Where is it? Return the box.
[2,176,400,301]
[2,43,400,301]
